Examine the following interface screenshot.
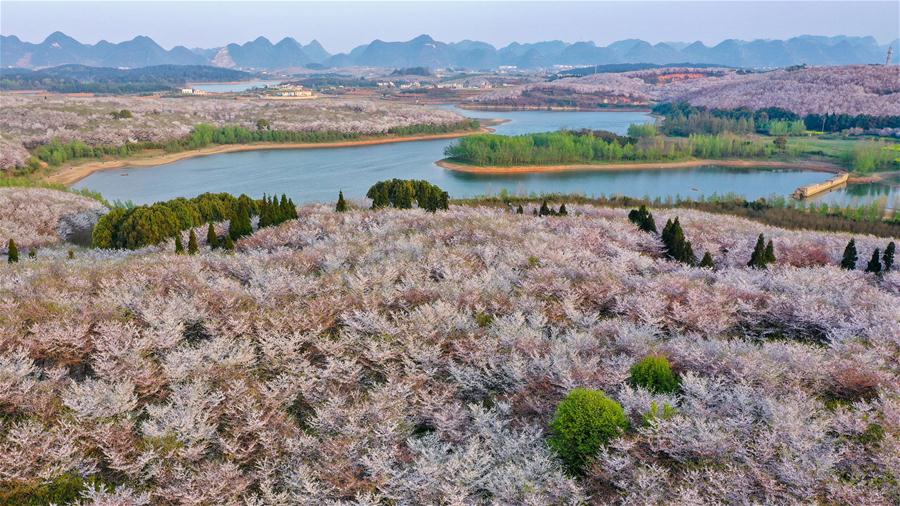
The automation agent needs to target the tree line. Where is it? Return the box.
[29,120,481,167]
[366,179,449,212]
[628,204,897,273]
[629,205,773,269]
[444,130,776,166]
[454,192,898,238]
[91,192,298,250]
[653,102,900,136]
[33,139,162,167]
[840,239,895,274]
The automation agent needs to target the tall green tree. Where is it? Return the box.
[207,223,218,249]
[865,248,882,274]
[229,200,253,241]
[7,239,18,263]
[628,205,657,233]
[334,191,348,213]
[539,200,551,216]
[336,191,348,212]
[559,203,568,216]
[841,239,858,270]
[699,251,715,268]
[661,218,674,245]
[258,195,272,228]
[394,183,414,209]
[223,233,235,251]
[516,205,524,214]
[175,234,185,254]
[662,217,695,265]
[748,233,767,268]
[366,179,449,211]
[764,239,776,264]
[883,241,895,271]
[188,229,198,255]
[285,196,298,220]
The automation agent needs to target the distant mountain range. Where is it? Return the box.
[2,32,898,71]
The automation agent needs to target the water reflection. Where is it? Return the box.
[73,106,897,207]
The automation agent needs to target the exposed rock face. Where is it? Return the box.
[211,47,236,68]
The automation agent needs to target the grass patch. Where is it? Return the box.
[0,176,110,207]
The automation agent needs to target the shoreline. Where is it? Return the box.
[437,158,848,175]
[186,80,280,86]
[457,104,653,113]
[45,128,492,186]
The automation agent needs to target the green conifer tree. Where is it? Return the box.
[661,218,674,246]
[188,229,198,255]
[395,184,414,209]
[539,200,551,216]
[258,195,272,228]
[278,194,290,221]
[559,203,568,216]
[681,237,696,266]
[883,241,895,271]
[7,239,18,263]
[699,251,714,268]
[516,205,524,214]
[223,233,235,251]
[229,200,252,240]
[841,239,858,270]
[748,234,766,268]
[207,223,218,249]
[660,217,694,265]
[643,207,657,233]
[764,239,776,265]
[628,205,657,233]
[175,234,185,254]
[865,248,882,274]
[336,191,348,212]
[419,187,436,212]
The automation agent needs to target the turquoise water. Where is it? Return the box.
[73,106,896,206]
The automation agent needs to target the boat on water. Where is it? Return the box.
[793,172,849,199]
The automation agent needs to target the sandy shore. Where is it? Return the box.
[437,158,847,175]
[46,129,491,185]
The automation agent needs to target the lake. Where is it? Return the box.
[73,106,899,207]
[188,80,281,93]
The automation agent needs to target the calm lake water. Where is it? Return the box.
[74,106,899,206]
[188,80,281,93]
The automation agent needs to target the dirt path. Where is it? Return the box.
[437,158,847,175]
[46,129,492,186]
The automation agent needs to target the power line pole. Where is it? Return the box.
[887,44,894,66]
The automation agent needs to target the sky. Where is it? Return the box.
[2,1,898,52]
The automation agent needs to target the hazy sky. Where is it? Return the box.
[2,1,898,52]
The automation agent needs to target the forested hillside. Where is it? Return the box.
[0,65,252,93]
